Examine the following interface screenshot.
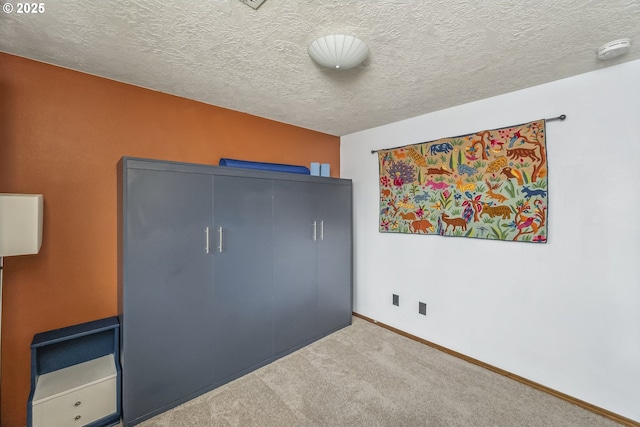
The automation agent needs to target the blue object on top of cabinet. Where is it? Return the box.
[219,158,310,174]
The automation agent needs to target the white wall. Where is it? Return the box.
[341,59,640,422]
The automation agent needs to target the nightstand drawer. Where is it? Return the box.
[33,378,116,427]
[32,377,116,427]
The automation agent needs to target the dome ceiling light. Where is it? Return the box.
[308,35,369,70]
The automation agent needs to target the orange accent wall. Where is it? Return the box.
[0,52,340,427]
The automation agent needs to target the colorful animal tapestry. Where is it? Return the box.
[378,120,548,243]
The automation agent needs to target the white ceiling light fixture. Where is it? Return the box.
[308,35,369,70]
[596,38,631,60]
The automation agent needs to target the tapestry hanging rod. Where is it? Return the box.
[370,114,566,154]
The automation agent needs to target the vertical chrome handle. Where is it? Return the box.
[313,221,317,241]
[205,227,210,254]
[218,227,223,252]
[320,221,324,240]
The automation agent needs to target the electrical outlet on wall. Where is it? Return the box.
[393,294,399,306]
[419,302,427,315]
[239,0,266,9]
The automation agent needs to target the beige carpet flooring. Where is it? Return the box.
[137,317,621,427]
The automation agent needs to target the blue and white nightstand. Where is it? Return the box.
[27,316,121,427]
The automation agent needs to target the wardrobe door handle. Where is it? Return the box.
[313,221,317,241]
[205,227,210,254]
[320,221,324,240]
[218,227,223,252]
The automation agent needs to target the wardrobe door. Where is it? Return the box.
[316,182,353,335]
[213,176,274,382]
[123,168,214,425]
[273,180,318,354]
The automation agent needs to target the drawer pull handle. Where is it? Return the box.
[74,401,81,406]
[75,415,82,420]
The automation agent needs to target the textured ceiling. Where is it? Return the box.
[1,0,639,136]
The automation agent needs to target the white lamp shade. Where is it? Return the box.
[308,35,369,70]
[0,194,43,256]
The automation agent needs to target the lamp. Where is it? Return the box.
[308,34,369,70]
[0,194,43,256]
[0,193,43,410]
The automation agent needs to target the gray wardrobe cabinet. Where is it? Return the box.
[272,180,352,354]
[212,175,275,383]
[118,157,352,426]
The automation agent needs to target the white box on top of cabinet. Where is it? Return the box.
[31,355,117,427]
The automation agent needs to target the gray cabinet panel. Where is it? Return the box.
[273,180,317,354]
[120,157,352,426]
[122,168,214,423]
[213,176,274,381]
[317,184,353,333]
